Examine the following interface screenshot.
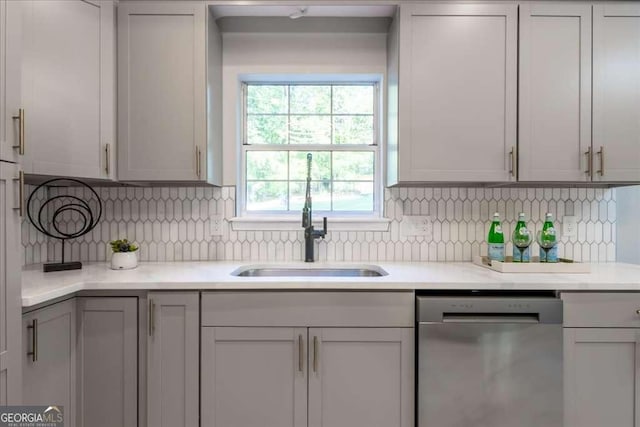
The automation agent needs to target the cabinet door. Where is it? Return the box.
[564,328,640,427]
[397,4,517,182]
[147,292,199,427]
[76,297,137,427]
[0,0,22,163]
[23,299,76,427]
[201,327,307,427]
[0,161,21,404]
[20,0,115,180]
[308,328,414,427]
[519,3,592,182]
[593,4,640,182]
[118,2,206,182]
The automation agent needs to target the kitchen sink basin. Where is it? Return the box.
[231,265,388,277]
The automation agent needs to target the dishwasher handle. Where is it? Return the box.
[441,313,540,324]
[417,297,563,324]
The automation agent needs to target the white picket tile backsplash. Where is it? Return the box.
[22,185,616,264]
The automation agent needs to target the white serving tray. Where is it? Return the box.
[473,255,591,274]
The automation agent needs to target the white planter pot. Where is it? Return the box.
[110,251,138,270]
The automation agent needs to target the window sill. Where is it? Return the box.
[229,216,391,232]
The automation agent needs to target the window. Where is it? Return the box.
[241,82,380,217]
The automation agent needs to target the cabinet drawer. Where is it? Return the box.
[201,291,414,327]
[562,293,640,327]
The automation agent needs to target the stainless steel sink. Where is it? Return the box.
[232,266,388,277]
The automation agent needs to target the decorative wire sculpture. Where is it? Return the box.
[27,178,102,272]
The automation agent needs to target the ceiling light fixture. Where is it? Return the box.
[289,7,308,20]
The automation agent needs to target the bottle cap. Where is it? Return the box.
[518,212,525,218]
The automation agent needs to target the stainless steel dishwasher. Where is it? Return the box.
[417,293,563,427]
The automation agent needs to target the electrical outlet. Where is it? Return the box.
[562,215,577,238]
[401,215,432,238]
[210,214,224,236]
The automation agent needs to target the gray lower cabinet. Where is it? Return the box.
[307,327,413,427]
[147,292,199,427]
[563,292,640,427]
[200,291,414,427]
[22,299,77,427]
[201,326,413,427]
[76,297,137,427]
[201,327,308,427]
[0,162,22,404]
[564,328,640,427]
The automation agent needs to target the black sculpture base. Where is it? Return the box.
[43,261,82,273]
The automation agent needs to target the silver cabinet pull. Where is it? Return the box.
[27,319,38,362]
[508,147,516,177]
[584,147,592,177]
[195,147,202,179]
[12,108,25,155]
[596,146,604,177]
[635,309,640,315]
[105,143,111,176]
[298,334,304,372]
[313,336,319,373]
[148,299,155,337]
[13,171,24,217]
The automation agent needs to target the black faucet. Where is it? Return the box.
[302,153,327,262]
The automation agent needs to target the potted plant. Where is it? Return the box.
[109,239,139,270]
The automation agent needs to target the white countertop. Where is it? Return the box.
[21,261,640,307]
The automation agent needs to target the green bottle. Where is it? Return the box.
[512,213,531,263]
[487,212,505,262]
[539,213,558,263]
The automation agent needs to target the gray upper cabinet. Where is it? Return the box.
[518,3,592,182]
[118,2,221,184]
[76,297,137,427]
[20,0,115,180]
[593,3,640,182]
[0,161,21,404]
[23,299,76,427]
[147,292,199,427]
[201,327,308,427]
[388,3,517,184]
[0,0,22,163]
[307,328,414,427]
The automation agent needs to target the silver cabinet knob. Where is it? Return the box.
[635,309,640,315]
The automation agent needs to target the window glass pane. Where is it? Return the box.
[247,85,288,114]
[290,85,331,114]
[333,85,374,114]
[247,115,288,145]
[333,116,374,145]
[289,151,331,181]
[289,116,331,145]
[243,83,378,214]
[246,151,288,180]
[333,152,374,181]
[290,181,331,211]
[246,181,288,211]
[333,182,374,211]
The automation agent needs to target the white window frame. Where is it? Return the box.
[234,78,388,231]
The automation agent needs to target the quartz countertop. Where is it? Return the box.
[21,261,640,307]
